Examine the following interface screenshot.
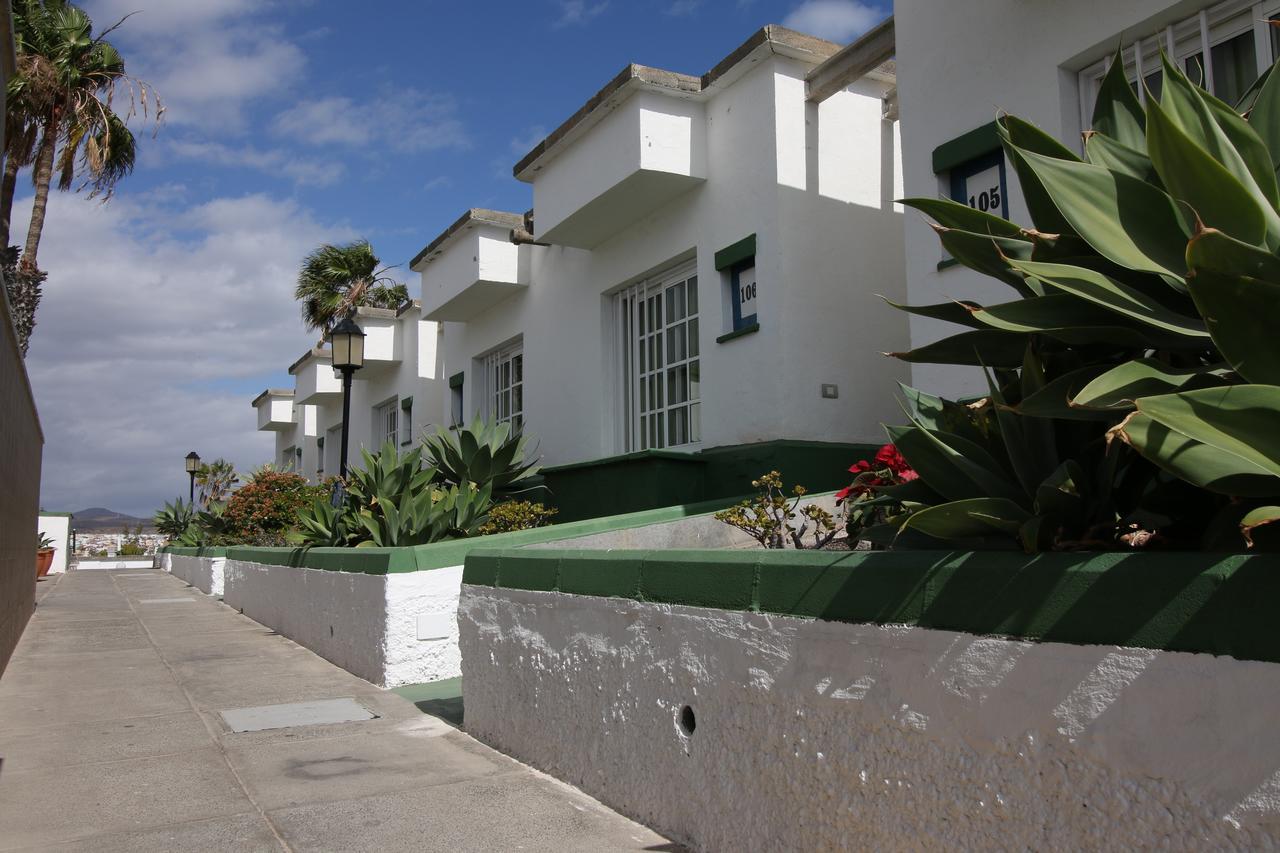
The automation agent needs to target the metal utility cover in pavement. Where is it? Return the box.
[220,698,377,733]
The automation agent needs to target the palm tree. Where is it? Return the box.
[195,459,238,508]
[295,240,409,335]
[5,0,157,274]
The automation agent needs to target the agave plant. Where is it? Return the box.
[153,498,194,542]
[879,50,1280,551]
[295,441,494,547]
[422,415,541,498]
[174,502,230,547]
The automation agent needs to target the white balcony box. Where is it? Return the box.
[353,306,403,376]
[516,76,707,249]
[290,347,341,404]
[252,389,296,431]
[412,210,526,322]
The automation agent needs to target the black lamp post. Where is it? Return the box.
[184,451,201,504]
[329,316,365,479]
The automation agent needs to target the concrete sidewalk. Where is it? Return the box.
[0,570,676,852]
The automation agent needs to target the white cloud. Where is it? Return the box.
[554,0,609,28]
[783,0,882,43]
[666,0,702,15]
[80,0,307,130]
[273,91,468,153]
[510,126,547,156]
[167,139,344,188]
[423,176,452,191]
[15,190,356,517]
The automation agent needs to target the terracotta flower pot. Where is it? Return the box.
[35,548,54,578]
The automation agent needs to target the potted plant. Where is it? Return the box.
[35,532,55,578]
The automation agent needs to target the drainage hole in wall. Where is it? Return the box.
[330,625,334,637]
[679,705,696,735]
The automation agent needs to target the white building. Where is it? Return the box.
[254,24,910,516]
[893,0,1280,396]
[253,301,444,481]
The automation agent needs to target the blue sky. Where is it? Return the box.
[19,0,888,516]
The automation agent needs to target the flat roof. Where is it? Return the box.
[287,347,330,375]
[512,24,887,181]
[409,209,526,271]
[251,388,295,408]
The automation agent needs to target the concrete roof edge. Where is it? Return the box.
[287,347,330,375]
[805,15,896,102]
[512,25,840,181]
[251,388,295,407]
[354,305,400,319]
[410,208,527,270]
[396,298,422,318]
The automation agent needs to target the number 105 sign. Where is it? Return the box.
[963,163,1001,214]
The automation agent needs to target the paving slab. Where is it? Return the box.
[221,698,376,733]
[0,568,675,851]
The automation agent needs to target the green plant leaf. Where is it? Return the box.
[1072,358,1229,411]
[1008,258,1207,339]
[1241,505,1280,548]
[1146,89,1277,249]
[1249,59,1280,174]
[1014,365,1116,420]
[1083,132,1159,183]
[1092,52,1147,150]
[899,497,1030,542]
[1185,227,1280,384]
[997,116,1079,236]
[1111,410,1280,496]
[887,424,1024,504]
[901,197,1023,237]
[1010,148,1191,281]
[886,330,1031,367]
[934,226,1038,294]
[1132,385,1280,481]
[881,296,983,329]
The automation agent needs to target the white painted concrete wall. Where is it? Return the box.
[894,0,1221,396]
[427,57,908,467]
[169,554,226,597]
[74,558,155,570]
[222,559,462,687]
[460,587,1280,850]
[36,514,70,574]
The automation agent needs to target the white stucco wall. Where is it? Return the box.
[222,559,462,687]
[427,56,908,468]
[36,514,70,574]
[169,554,226,597]
[459,586,1280,850]
[893,0,1226,397]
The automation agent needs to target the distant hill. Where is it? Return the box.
[71,507,156,533]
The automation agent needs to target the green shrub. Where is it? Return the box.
[715,471,838,549]
[154,498,195,542]
[880,51,1280,551]
[296,441,493,548]
[219,469,325,546]
[478,500,558,535]
[118,541,146,556]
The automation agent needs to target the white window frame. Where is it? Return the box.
[1078,0,1280,131]
[481,343,524,432]
[614,261,701,453]
[373,397,399,449]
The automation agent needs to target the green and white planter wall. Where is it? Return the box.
[460,548,1280,849]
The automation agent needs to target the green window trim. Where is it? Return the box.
[714,233,756,271]
[716,322,759,344]
[400,396,413,410]
[932,121,1000,174]
[449,372,465,389]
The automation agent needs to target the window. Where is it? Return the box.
[324,424,342,474]
[400,397,413,446]
[280,446,296,472]
[449,372,465,428]
[316,437,325,475]
[374,398,399,448]
[616,262,700,452]
[930,122,1007,267]
[715,235,757,333]
[481,344,524,432]
[1079,1,1280,124]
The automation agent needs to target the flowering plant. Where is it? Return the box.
[838,444,917,546]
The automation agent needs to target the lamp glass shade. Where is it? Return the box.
[185,452,201,473]
[330,318,365,369]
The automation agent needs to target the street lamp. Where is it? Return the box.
[329,316,365,479]
[184,451,201,504]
